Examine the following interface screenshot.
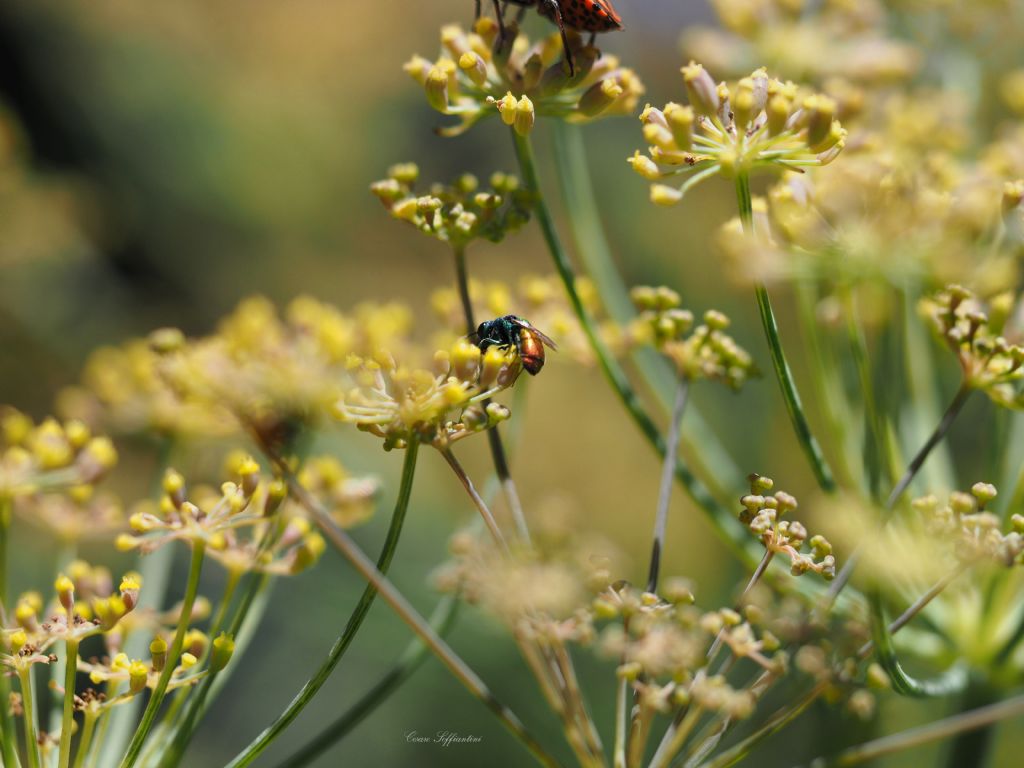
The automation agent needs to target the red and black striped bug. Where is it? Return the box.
[475,0,623,76]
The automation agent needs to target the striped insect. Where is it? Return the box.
[475,0,623,76]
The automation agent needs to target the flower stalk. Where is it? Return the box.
[224,439,421,768]
[735,171,836,493]
[118,540,206,768]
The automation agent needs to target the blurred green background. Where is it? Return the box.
[0,0,1017,766]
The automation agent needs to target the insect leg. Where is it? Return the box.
[492,0,506,40]
[541,0,576,77]
[588,31,596,47]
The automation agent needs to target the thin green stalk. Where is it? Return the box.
[276,385,531,767]
[441,447,509,551]
[98,439,177,767]
[267,455,560,767]
[452,244,531,544]
[807,691,1024,768]
[58,638,80,768]
[273,595,460,768]
[511,128,756,568]
[612,668,628,768]
[698,681,827,768]
[842,288,891,499]
[828,385,973,600]
[18,668,42,768]
[224,440,421,768]
[155,567,240,750]
[647,377,689,593]
[734,172,835,493]
[72,711,98,768]
[118,540,206,768]
[1,496,21,768]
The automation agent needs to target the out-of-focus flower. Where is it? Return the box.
[631,64,845,205]
[407,20,643,137]
[371,164,532,248]
[921,285,1024,408]
[1,409,117,501]
[629,286,756,388]
[683,0,919,85]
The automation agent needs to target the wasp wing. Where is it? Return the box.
[510,317,558,350]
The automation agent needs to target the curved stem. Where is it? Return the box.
[868,589,967,698]
[646,377,689,593]
[224,440,420,768]
[263,450,559,767]
[452,245,532,544]
[511,128,756,567]
[118,540,206,768]
[58,639,80,768]
[273,595,460,768]
[735,172,836,493]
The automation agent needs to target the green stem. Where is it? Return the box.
[58,639,80,768]
[98,439,177,767]
[72,711,98,768]
[18,668,42,768]
[441,447,509,550]
[273,595,460,768]
[118,540,206,768]
[868,589,967,698]
[1,496,21,768]
[552,123,740,507]
[828,385,972,600]
[511,128,755,568]
[699,681,827,768]
[734,172,836,493]
[225,440,421,768]
[807,691,1024,768]
[452,245,532,543]
[266,451,559,767]
[646,377,689,594]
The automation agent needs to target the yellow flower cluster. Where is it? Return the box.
[1,409,117,496]
[630,286,756,388]
[407,20,643,137]
[739,474,836,580]
[631,63,846,205]
[335,337,521,450]
[921,285,1024,408]
[371,163,532,248]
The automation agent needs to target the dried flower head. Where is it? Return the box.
[371,164,532,247]
[630,63,846,205]
[408,20,643,137]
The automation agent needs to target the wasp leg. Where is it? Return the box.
[492,0,506,40]
[588,31,596,47]
[475,0,481,18]
[542,0,575,77]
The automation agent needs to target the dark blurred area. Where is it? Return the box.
[1,1,1017,766]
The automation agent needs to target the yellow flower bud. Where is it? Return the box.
[514,95,535,137]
